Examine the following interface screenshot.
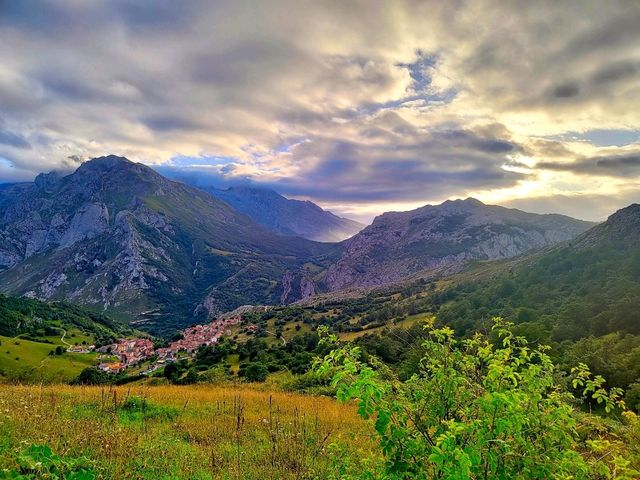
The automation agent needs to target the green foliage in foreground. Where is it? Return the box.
[317,318,640,479]
[0,444,96,479]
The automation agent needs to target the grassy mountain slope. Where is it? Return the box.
[0,334,100,383]
[0,294,130,341]
[434,203,640,340]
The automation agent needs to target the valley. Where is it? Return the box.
[2,160,640,479]
[3,2,640,477]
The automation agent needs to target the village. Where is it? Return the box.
[96,316,242,374]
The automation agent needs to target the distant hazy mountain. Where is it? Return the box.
[323,198,595,291]
[191,185,364,242]
[0,156,337,334]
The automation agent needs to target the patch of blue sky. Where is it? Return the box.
[353,88,457,117]
[546,129,640,147]
[272,136,309,154]
[168,155,238,167]
[397,50,438,92]
[354,52,456,117]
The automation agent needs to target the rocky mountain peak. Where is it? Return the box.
[0,160,335,333]
[443,197,485,208]
[574,203,640,247]
[607,203,640,224]
[34,171,64,191]
[74,155,165,185]
[78,154,132,170]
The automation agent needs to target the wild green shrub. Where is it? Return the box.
[0,444,96,479]
[317,317,639,479]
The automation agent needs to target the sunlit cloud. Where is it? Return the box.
[0,0,639,222]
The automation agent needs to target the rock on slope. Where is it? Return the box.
[324,198,595,290]
[0,156,336,333]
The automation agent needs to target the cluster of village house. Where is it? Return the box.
[96,316,241,374]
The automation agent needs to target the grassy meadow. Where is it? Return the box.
[0,332,100,384]
[0,384,376,479]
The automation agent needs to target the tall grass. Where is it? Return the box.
[0,385,376,479]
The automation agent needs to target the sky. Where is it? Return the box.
[0,1,639,223]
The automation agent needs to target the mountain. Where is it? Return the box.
[242,203,640,391]
[572,203,640,248]
[424,202,640,355]
[324,197,595,290]
[0,156,337,335]
[197,185,364,242]
[441,198,640,392]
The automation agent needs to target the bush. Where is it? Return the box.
[626,383,640,413]
[317,318,638,479]
[243,362,269,382]
[71,367,110,385]
[1,443,96,479]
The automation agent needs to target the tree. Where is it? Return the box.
[316,317,638,479]
[72,367,110,385]
[243,362,269,382]
[626,383,640,413]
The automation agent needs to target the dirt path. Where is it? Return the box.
[265,330,287,345]
[50,326,72,351]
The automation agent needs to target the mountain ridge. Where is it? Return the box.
[188,183,365,242]
[323,197,596,291]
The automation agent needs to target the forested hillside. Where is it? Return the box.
[0,294,130,343]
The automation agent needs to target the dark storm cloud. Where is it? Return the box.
[0,129,30,149]
[563,11,640,58]
[547,60,640,102]
[592,60,640,85]
[551,83,580,99]
[36,72,101,102]
[538,153,640,177]
[174,126,528,204]
[141,114,204,133]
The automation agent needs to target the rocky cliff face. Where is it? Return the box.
[207,186,365,242]
[323,198,595,290]
[0,156,335,334]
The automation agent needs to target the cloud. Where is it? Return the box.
[0,129,30,149]
[0,0,639,220]
[537,152,640,177]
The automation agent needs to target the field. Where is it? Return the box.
[0,332,99,383]
[0,384,376,480]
